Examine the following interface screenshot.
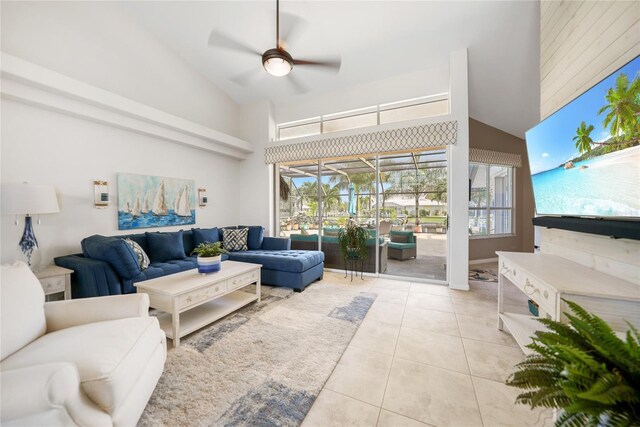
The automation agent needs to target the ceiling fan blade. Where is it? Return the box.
[230,69,263,87]
[208,29,261,56]
[293,57,341,72]
[286,74,308,94]
[278,12,306,50]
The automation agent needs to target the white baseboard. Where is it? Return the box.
[469,257,498,265]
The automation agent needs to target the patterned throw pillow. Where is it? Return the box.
[223,228,249,252]
[124,238,150,270]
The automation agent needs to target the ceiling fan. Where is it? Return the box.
[208,0,341,91]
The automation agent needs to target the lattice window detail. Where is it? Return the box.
[265,121,457,164]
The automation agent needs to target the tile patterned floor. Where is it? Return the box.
[302,268,554,427]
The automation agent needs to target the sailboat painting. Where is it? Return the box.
[117,173,196,230]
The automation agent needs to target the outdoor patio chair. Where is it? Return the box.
[387,230,417,260]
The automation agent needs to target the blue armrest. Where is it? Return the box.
[261,237,291,251]
[54,255,123,299]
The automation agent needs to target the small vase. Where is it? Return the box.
[197,255,221,274]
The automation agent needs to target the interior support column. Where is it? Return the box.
[448,49,470,290]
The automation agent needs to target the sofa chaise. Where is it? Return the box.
[0,262,166,427]
[55,226,324,298]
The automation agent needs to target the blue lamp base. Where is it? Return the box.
[19,216,39,267]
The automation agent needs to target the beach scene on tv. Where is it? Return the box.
[526,57,640,218]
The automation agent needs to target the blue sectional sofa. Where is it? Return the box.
[55,226,324,298]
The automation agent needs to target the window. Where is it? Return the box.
[276,94,449,141]
[468,163,514,237]
[278,118,321,141]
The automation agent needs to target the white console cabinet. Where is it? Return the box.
[496,251,640,354]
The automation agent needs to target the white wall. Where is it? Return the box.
[1,1,241,136]
[274,59,450,124]
[236,100,276,235]
[0,1,246,268]
[0,99,242,267]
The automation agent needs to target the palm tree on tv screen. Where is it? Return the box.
[598,72,640,142]
[573,121,595,154]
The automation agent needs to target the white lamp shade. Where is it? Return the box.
[1,183,60,215]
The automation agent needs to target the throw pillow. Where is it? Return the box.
[223,228,248,252]
[391,234,410,243]
[145,231,186,263]
[123,238,150,270]
[239,225,264,250]
[192,227,220,246]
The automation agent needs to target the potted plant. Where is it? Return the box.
[507,299,640,426]
[191,241,227,274]
[337,222,368,260]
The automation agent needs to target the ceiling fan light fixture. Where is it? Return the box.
[262,48,293,77]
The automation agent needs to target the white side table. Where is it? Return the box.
[35,265,73,300]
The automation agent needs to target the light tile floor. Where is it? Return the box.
[302,269,554,427]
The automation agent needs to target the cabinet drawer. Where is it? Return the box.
[501,260,556,315]
[228,270,259,291]
[179,282,225,310]
[40,276,66,295]
[521,275,556,315]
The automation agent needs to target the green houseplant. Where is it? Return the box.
[337,222,368,260]
[190,242,227,274]
[506,299,640,426]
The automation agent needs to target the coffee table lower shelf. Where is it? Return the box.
[157,290,258,341]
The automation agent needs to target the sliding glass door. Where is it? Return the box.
[378,149,448,281]
[276,148,448,282]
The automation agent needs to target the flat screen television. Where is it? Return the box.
[526,56,639,223]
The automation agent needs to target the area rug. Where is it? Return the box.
[139,282,376,427]
[468,263,499,283]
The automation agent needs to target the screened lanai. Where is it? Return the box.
[277,149,448,282]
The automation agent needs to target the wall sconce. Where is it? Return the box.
[94,180,109,208]
[198,188,208,207]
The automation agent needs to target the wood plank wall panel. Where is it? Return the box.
[540,0,640,119]
[539,228,640,285]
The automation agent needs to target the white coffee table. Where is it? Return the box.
[135,261,261,348]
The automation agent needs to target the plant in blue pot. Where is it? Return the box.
[191,242,227,274]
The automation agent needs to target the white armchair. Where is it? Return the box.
[1,262,166,427]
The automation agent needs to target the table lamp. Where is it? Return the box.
[1,183,60,267]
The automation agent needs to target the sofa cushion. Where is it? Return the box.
[0,262,46,360]
[289,234,319,242]
[388,242,417,250]
[239,225,264,250]
[145,231,186,263]
[81,235,142,280]
[119,233,149,255]
[228,250,324,273]
[182,230,196,258]
[191,227,220,247]
[222,228,248,252]
[0,316,164,412]
[390,230,415,243]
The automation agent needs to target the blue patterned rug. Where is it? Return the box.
[139,280,376,426]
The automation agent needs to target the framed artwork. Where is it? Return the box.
[117,173,196,230]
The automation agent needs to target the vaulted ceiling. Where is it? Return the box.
[121,1,540,137]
